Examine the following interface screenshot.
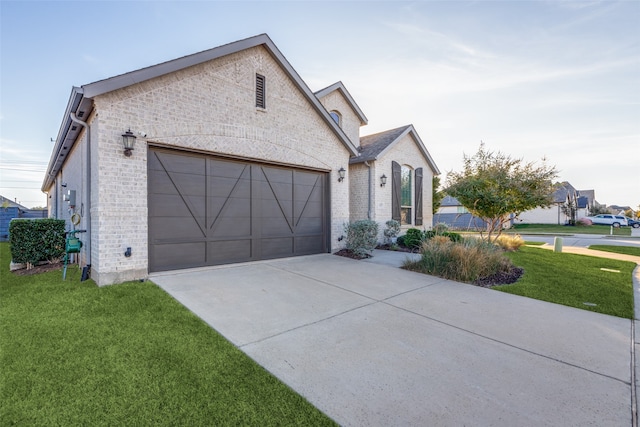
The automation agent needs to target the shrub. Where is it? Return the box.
[383,220,401,243]
[404,237,514,283]
[433,222,449,234]
[494,234,524,251]
[344,220,379,258]
[424,230,462,243]
[9,218,65,268]
[403,228,424,249]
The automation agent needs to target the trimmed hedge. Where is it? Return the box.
[9,219,66,266]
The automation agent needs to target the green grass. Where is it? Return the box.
[507,223,631,236]
[497,246,635,318]
[524,241,545,246]
[0,243,335,426]
[588,245,640,257]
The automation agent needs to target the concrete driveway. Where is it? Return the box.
[151,252,633,426]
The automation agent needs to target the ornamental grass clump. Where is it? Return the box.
[404,236,514,283]
[494,234,525,251]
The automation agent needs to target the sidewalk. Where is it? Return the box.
[534,243,640,264]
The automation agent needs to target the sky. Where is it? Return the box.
[1,0,639,210]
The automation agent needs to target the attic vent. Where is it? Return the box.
[256,74,266,109]
[77,111,85,118]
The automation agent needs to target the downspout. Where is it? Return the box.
[69,112,91,266]
[364,161,373,220]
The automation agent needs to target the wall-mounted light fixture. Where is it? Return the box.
[338,167,346,182]
[122,129,137,157]
[380,174,387,187]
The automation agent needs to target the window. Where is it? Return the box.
[401,166,412,225]
[329,111,341,126]
[256,74,266,109]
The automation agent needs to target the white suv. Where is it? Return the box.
[585,214,628,227]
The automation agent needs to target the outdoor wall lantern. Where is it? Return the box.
[380,174,387,187]
[122,129,137,157]
[338,167,346,182]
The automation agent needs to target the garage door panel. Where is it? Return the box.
[207,240,252,264]
[261,219,293,236]
[150,217,206,240]
[209,159,248,178]
[261,238,294,258]
[208,175,251,197]
[211,217,251,238]
[151,242,206,271]
[149,148,328,272]
[153,151,206,175]
[295,236,324,253]
[295,217,324,234]
[151,173,205,197]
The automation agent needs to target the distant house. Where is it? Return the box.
[608,205,633,216]
[0,195,47,241]
[433,195,487,230]
[515,182,600,225]
[516,182,578,225]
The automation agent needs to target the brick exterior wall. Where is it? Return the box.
[316,90,361,147]
[77,46,351,285]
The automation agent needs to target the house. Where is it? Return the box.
[41,34,439,286]
[516,181,579,225]
[433,195,487,230]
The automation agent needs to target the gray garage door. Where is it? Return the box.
[148,148,329,272]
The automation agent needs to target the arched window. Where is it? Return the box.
[392,162,424,226]
[400,166,413,225]
[329,110,341,126]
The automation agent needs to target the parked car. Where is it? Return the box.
[584,214,628,227]
[625,217,640,228]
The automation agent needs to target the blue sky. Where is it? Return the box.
[1,0,638,209]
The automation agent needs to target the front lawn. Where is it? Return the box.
[588,245,640,257]
[508,223,631,236]
[0,243,335,426]
[498,246,635,318]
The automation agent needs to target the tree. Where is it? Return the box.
[432,175,444,215]
[445,143,558,243]
[590,203,610,215]
[560,198,577,225]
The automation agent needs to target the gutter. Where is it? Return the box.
[69,112,92,266]
[364,161,372,220]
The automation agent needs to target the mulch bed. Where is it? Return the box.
[473,267,524,288]
[12,262,63,276]
[335,246,525,288]
[333,249,371,260]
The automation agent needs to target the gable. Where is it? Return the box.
[352,125,440,175]
[43,34,358,191]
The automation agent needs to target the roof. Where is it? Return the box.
[43,34,359,191]
[314,81,368,126]
[0,195,29,210]
[350,125,440,174]
[552,181,578,204]
[440,195,462,207]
